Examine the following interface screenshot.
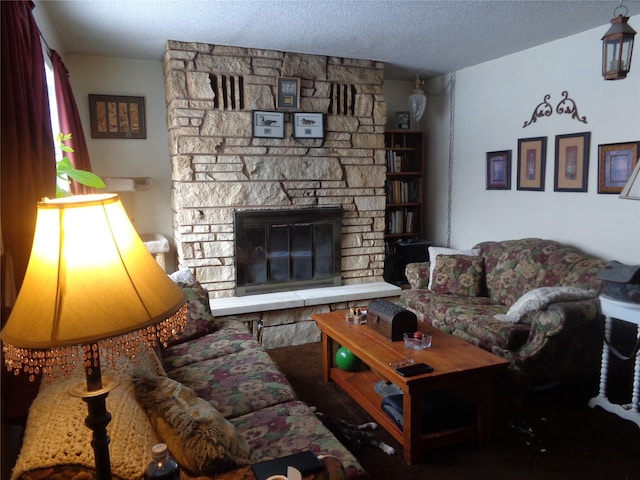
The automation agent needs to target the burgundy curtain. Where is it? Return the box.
[1,0,55,421]
[51,49,95,195]
[1,0,56,306]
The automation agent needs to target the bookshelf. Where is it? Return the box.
[384,130,424,241]
[383,130,427,284]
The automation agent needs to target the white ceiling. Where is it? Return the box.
[38,0,640,80]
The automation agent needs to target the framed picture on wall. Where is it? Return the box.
[89,94,146,139]
[276,77,300,109]
[252,110,285,138]
[486,150,511,190]
[293,113,324,139]
[396,111,410,130]
[597,141,639,194]
[517,136,547,191]
[554,132,591,192]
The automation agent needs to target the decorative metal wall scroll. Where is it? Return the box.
[523,91,587,128]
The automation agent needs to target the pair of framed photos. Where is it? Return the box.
[486,133,638,194]
[252,111,324,139]
[511,133,591,192]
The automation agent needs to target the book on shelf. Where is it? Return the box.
[385,180,421,204]
[386,208,418,234]
[386,150,403,173]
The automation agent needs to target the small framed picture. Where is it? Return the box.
[293,113,324,139]
[554,132,591,192]
[396,111,410,130]
[486,150,511,190]
[517,137,547,191]
[598,141,639,194]
[89,94,146,139]
[252,111,285,138]
[277,77,300,109]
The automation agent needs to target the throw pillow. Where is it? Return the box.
[166,270,217,346]
[494,286,598,323]
[428,246,481,290]
[132,368,252,475]
[431,254,484,297]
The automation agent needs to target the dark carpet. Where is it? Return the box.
[268,341,640,480]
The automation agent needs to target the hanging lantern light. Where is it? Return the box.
[408,73,427,122]
[602,1,636,80]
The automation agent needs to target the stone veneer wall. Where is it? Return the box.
[163,41,388,298]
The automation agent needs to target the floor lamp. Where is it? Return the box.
[1,193,187,480]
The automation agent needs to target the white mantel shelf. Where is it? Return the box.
[210,282,401,317]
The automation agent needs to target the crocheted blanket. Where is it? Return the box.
[12,351,161,480]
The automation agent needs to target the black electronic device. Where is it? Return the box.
[597,261,640,304]
[251,451,324,480]
[395,362,433,376]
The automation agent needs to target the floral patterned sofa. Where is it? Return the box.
[399,238,607,385]
[11,271,365,480]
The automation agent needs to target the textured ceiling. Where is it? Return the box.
[38,0,640,80]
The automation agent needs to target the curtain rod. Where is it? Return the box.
[38,29,52,58]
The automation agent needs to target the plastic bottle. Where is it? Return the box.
[144,443,180,480]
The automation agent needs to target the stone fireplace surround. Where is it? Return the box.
[163,41,400,347]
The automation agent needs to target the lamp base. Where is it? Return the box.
[67,362,119,480]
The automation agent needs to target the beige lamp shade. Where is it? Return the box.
[1,194,186,378]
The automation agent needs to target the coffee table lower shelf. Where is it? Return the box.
[329,366,479,454]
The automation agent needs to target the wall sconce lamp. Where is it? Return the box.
[0,194,187,480]
[408,73,427,122]
[602,1,636,80]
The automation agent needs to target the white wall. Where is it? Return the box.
[425,16,640,264]
[64,55,175,270]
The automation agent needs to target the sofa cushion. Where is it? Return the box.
[441,303,531,351]
[476,238,605,307]
[167,269,218,346]
[162,317,257,371]
[427,246,481,289]
[494,286,598,323]
[431,254,484,297]
[132,369,252,475]
[400,288,493,325]
[167,347,297,419]
[406,261,430,289]
[230,400,365,480]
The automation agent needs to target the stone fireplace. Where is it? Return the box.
[163,41,389,300]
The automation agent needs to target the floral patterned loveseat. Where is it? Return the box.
[11,271,365,480]
[399,238,607,384]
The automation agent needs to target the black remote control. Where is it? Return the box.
[395,362,433,376]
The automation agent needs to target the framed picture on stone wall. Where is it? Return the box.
[252,110,285,138]
[293,113,324,139]
[277,77,300,109]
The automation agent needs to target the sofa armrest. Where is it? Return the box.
[494,298,602,382]
[405,261,430,289]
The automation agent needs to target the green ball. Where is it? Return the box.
[335,346,362,371]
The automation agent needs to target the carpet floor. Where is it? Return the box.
[268,341,640,480]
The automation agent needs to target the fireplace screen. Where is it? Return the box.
[235,207,343,295]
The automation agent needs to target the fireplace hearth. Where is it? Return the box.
[235,207,343,296]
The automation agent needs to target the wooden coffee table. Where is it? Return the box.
[312,310,508,464]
